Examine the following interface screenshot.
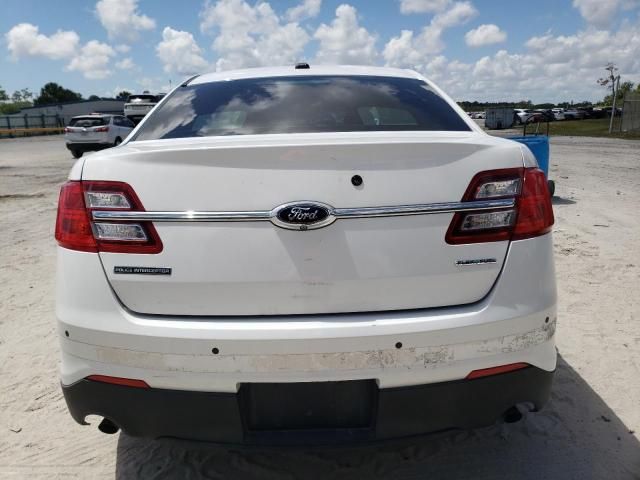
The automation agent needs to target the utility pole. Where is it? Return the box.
[598,63,620,134]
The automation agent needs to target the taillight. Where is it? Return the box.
[64,127,72,133]
[55,181,162,253]
[446,167,553,244]
[512,169,554,240]
[94,126,109,132]
[55,182,97,252]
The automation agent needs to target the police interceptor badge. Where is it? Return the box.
[114,266,172,275]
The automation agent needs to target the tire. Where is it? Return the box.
[114,137,122,146]
[547,180,555,197]
[71,150,83,159]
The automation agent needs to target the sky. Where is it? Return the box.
[1,0,639,103]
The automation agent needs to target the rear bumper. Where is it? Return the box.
[62,365,554,445]
[66,142,111,152]
[57,234,557,392]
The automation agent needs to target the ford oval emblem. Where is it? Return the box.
[270,201,336,231]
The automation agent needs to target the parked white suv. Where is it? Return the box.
[56,66,557,444]
[64,115,135,158]
[123,93,159,124]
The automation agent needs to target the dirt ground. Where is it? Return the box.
[0,135,638,479]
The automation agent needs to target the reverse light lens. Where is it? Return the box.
[474,178,521,199]
[460,210,516,231]
[85,191,131,209]
[92,223,148,241]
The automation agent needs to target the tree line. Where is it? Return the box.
[0,83,132,115]
[2,76,639,116]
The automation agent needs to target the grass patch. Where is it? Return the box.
[526,118,640,139]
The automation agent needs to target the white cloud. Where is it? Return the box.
[115,44,131,53]
[384,1,477,67]
[200,0,309,71]
[429,1,477,30]
[136,77,171,94]
[314,4,377,64]
[286,0,322,22]
[465,24,507,47]
[5,23,79,60]
[95,0,155,42]
[572,0,640,27]
[399,0,451,14]
[66,40,116,79]
[383,30,424,67]
[156,27,209,75]
[115,57,135,70]
[419,22,640,102]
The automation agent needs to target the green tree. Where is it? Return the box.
[0,85,8,101]
[88,94,101,101]
[11,88,33,103]
[601,81,635,105]
[34,82,83,105]
[20,88,33,102]
[116,90,132,100]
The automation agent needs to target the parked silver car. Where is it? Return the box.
[64,115,135,158]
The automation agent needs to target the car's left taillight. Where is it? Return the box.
[55,181,162,253]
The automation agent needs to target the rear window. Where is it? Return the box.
[127,95,157,103]
[133,75,470,140]
[69,117,108,127]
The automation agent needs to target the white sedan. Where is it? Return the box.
[55,65,557,444]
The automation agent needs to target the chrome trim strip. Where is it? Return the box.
[92,210,272,221]
[91,198,515,222]
[333,199,515,218]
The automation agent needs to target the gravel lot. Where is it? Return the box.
[0,135,638,479]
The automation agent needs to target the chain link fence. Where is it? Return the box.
[621,92,640,132]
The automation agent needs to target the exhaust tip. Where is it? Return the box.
[98,418,120,434]
[503,406,523,424]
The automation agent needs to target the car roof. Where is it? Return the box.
[191,65,424,86]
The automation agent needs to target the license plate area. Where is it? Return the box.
[239,380,376,432]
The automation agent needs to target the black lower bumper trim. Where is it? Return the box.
[62,366,554,445]
[65,143,111,152]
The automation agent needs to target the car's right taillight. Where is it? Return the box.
[55,181,162,253]
[446,167,554,244]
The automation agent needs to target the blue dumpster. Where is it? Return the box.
[507,135,549,178]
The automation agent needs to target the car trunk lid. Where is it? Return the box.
[83,132,523,316]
